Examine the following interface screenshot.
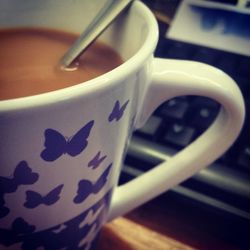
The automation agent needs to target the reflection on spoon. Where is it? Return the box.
[60,61,79,72]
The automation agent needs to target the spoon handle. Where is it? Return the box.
[60,0,133,69]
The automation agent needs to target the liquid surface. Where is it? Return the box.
[0,28,123,100]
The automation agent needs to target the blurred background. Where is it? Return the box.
[119,0,250,249]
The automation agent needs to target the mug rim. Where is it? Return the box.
[0,1,158,112]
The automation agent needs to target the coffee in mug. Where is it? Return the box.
[0,28,123,100]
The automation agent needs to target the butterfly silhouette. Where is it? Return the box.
[108,100,129,122]
[0,161,39,218]
[24,184,64,209]
[74,164,112,204]
[41,120,94,162]
[0,161,39,194]
[88,151,107,169]
[12,217,36,234]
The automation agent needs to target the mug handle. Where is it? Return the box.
[107,58,245,221]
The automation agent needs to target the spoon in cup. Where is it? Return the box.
[60,0,133,70]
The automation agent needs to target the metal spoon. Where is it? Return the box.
[60,0,133,70]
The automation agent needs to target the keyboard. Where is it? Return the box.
[119,32,250,221]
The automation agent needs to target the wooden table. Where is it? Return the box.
[99,217,194,250]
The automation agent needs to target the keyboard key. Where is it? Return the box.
[163,123,196,147]
[159,98,189,120]
[136,115,162,139]
[187,97,220,130]
[190,107,219,130]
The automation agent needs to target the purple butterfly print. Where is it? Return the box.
[41,120,94,162]
[74,164,112,204]
[88,151,107,169]
[0,191,112,250]
[0,161,39,218]
[12,217,36,235]
[0,161,39,193]
[24,184,64,209]
[108,100,129,122]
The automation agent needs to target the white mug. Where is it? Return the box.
[0,0,245,249]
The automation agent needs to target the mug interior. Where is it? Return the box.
[0,0,158,108]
